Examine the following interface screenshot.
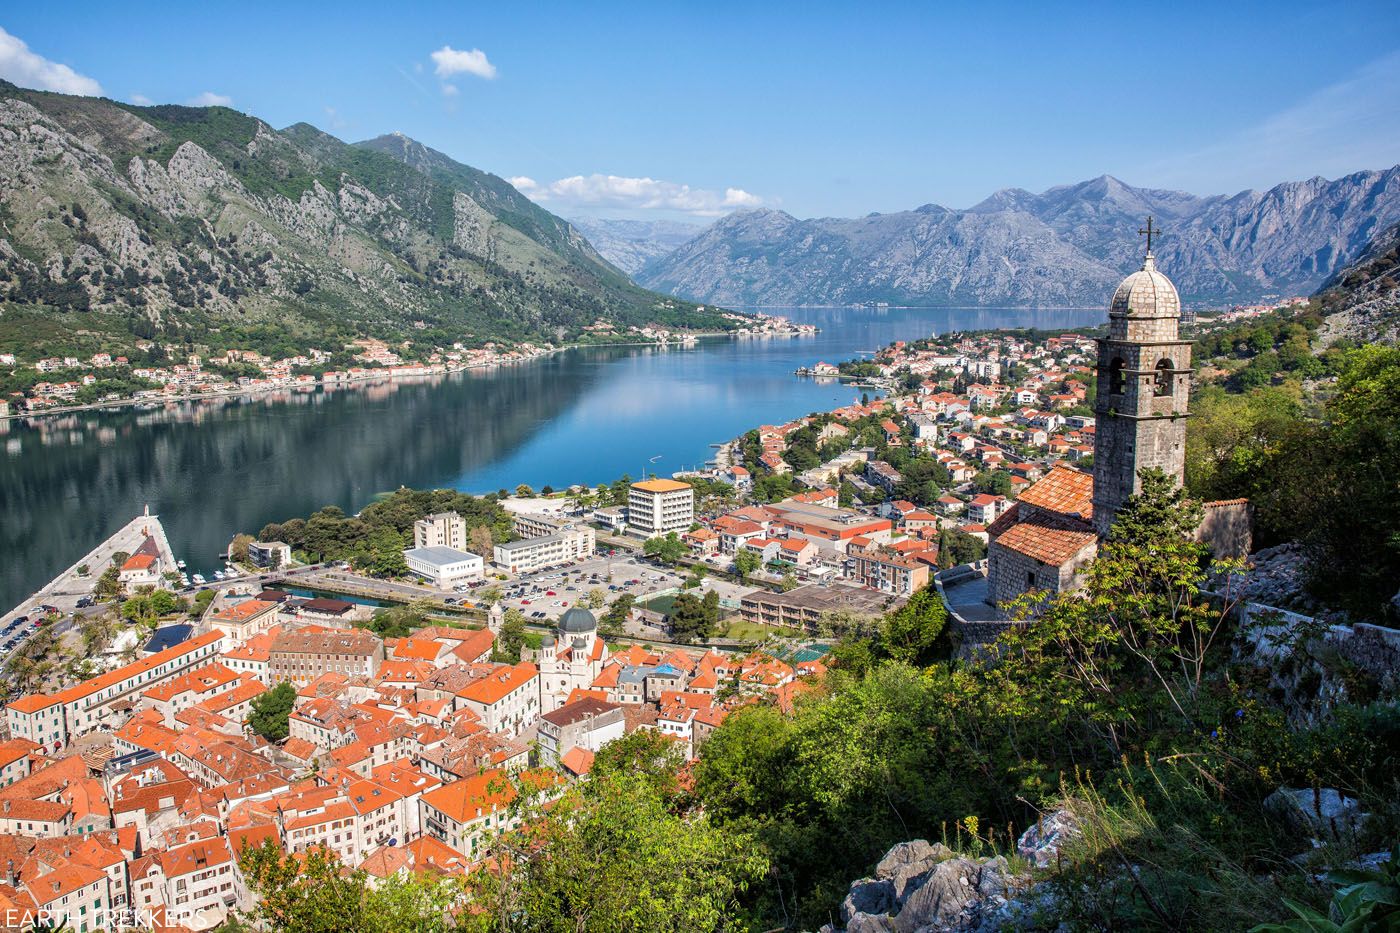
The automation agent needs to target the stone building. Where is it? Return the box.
[537,607,606,713]
[1090,245,1192,536]
[986,230,1235,609]
[267,629,383,686]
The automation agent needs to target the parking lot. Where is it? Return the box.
[491,552,687,627]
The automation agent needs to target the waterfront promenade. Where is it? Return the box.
[0,510,179,631]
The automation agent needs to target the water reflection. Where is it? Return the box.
[0,307,1100,607]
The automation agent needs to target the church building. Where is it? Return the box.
[986,225,1244,608]
[536,606,607,713]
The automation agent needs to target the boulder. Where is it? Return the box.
[841,878,896,925]
[893,856,1012,933]
[1265,787,1370,839]
[1016,807,1082,869]
[875,840,952,903]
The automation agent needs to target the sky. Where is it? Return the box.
[3,1,1400,223]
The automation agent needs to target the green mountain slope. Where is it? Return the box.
[0,81,731,360]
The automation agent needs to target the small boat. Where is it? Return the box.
[192,574,206,585]
[176,560,187,570]
[213,570,225,580]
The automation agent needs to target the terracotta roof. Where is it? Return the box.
[1015,465,1094,519]
[993,514,1097,567]
[559,747,594,777]
[420,769,515,823]
[457,662,537,705]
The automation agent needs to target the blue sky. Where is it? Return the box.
[4,1,1399,222]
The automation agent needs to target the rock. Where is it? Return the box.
[841,878,896,924]
[875,840,952,903]
[1265,787,1370,840]
[1016,807,1082,869]
[894,856,1012,933]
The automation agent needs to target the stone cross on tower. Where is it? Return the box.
[1090,226,1193,537]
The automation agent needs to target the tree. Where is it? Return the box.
[94,566,121,599]
[494,609,527,662]
[515,484,535,497]
[229,533,254,563]
[667,591,711,644]
[469,525,496,558]
[479,585,503,607]
[247,682,297,742]
[600,595,634,638]
[879,583,948,665]
[838,480,858,508]
[584,588,606,610]
[701,589,721,629]
[238,840,466,932]
[642,532,686,565]
[732,548,760,582]
[466,735,768,932]
[779,570,799,592]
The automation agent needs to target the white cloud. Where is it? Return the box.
[0,26,102,95]
[129,93,153,106]
[430,46,497,80]
[187,91,233,107]
[1136,51,1400,192]
[510,173,763,217]
[440,82,459,97]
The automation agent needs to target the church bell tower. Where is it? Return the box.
[1091,219,1192,537]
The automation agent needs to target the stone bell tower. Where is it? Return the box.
[1091,219,1192,537]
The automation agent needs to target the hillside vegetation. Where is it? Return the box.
[0,82,733,361]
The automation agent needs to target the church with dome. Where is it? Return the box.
[536,605,607,713]
[984,225,1249,609]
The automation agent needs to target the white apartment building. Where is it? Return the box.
[6,631,225,751]
[626,479,694,537]
[402,546,484,589]
[414,512,468,550]
[492,526,595,574]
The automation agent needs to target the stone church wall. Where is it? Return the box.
[1195,501,1253,559]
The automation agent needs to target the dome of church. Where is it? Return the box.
[558,606,598,635]
[1110,253,1180,319]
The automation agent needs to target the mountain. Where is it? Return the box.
[568,217,707,275]
[638,169,1400,308]
[1314,219,1400,345]
[0,82,731,360]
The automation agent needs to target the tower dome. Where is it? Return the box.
[1110,252,1180,320]
[558,606,597,636]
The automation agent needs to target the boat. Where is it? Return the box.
[213,570,225,580]
[176,559,187,570]
[192,574,206,585]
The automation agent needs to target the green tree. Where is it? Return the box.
[229,533,254,563]
[584,588,606,610]
[642,532,686,565]
[247,681,297,742]
[599,595,634,638]
[667,591,711,644]
[94,566,121,600]
[838,480,857,508]
[732,548,760,582]
[494,608,527,662]
[467,735,768,932]
[701,589,721,629]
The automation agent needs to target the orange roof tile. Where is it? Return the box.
[1015,465,1094,519]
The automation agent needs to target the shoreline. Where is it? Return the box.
[1,327,815,424]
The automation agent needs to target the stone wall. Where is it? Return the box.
[1195,500,1253,559]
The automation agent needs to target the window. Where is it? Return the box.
[1108,357,1125,396]
[1154,358,1173,397]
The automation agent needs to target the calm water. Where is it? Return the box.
[0,306,1100,609]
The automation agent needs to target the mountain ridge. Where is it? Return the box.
[638,167,1400,308]
[0,81,731,361]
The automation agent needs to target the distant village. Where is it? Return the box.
[0,310,815,418]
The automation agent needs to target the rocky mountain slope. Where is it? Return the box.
[0,82,728,359]
[1315,219,1400,345]
[568,217,706,275]
[638,170,1400,308]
